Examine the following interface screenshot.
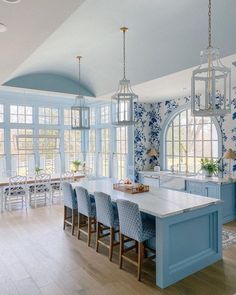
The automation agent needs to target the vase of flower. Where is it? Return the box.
[72,160,81,172]
[200,158,220,177]
[35,167,43,175]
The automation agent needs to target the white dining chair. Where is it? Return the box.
[4,175,28,211]
[29,173,51,208]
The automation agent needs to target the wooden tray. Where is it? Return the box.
[113,183,149,194]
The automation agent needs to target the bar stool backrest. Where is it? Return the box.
[62,182,77,209]
[94,192,114,228]
[75,186,92,217]
[117,199,143,241]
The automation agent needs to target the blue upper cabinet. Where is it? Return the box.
[186,180,236,224]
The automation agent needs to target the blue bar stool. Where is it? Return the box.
[94,192,119,261]
[117,199,156,281]
[62,182,77,235]
[75,186,96,247]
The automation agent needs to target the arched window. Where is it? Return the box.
[163,108,220,173]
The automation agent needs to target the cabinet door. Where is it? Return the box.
[186,181,204,196]
[221,183,236,223]
[203,184,220,199]
[142,176,159,188]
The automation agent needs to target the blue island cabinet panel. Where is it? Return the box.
[186,181,236,224]
[156,203,222,288]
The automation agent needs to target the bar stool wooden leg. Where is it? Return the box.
[88,217,92,247]
[71,209,75,236]
[119,234,124,269]
[135,241,138,253]
[96,222,100,252]
[63,206,66,230]
[137,242,144,281]
[109,227,114,261]
[77,213,81,239]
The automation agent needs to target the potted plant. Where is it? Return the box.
[35,167,43,175]
[72,160,81,172]
[200,158,220,177]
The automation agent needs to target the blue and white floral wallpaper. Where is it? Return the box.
[134,96,236,181]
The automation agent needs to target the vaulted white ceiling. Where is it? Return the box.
[0,0,84,84]
[2,0,236,101]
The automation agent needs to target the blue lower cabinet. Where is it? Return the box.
[186,181,236,224]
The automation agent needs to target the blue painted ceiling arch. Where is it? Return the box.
[4,73,95,97]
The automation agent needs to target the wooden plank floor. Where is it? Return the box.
[0,205,236,295]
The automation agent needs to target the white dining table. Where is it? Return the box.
[73,178,223,289]
[0,173,85,212]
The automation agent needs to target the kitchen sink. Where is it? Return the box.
[167,172,196,177]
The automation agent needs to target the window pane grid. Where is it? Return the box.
[39,129,60,173]
[100,128,110,176]
[165,109,218,174]
[90,108,96,125]
[10,105,32,124]
[0,105,4,123]
[64,130,82,171]
[100,106,110,124]
[64,109,71,126]
[39,107,59,125]
[115,127,128,179]
[11,129,34,176]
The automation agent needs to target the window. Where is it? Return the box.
[100,128,110,176]
[39,129,60,173]
[0,129,4,155]
[86,129,96,174]
[165,109,219,173]
[115,127,128,179]
[90,107,96,125]
[10,105,32,124]
[100,105,110,124]
[64,130,82,171]
[11,129,34,176]
[0,105,4,123]
[39,107,59,125]
[0,129,5,176]
[64,109,71,126]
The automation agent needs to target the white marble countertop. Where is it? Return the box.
[72,178,222,218]
[139,170,236,184]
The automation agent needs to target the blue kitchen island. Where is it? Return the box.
[73,178,222,289]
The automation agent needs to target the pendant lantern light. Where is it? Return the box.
[111,27,138,126]
[191,0,231,117]
[71,56,90,130]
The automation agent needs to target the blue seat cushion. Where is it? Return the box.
[4,187,26,196]
[51,182,61,190]
[29,184,49,193]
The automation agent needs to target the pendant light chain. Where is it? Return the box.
[123,29,126,80]
[208,0,212,48]
[207,0,212,101]
[76,56,82,95]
